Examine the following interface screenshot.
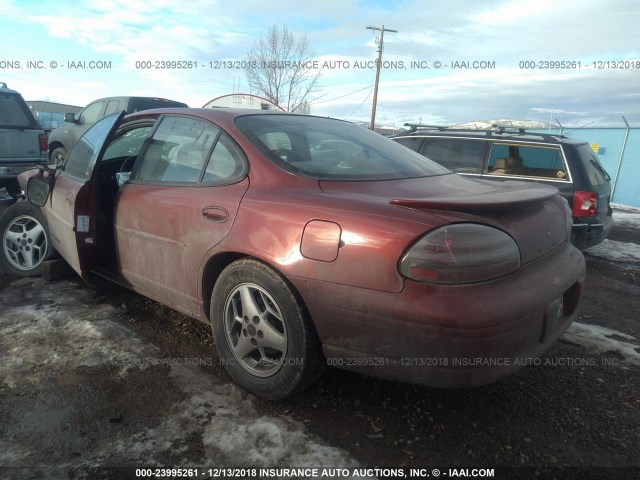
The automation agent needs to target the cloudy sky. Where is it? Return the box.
[1,0,638,127]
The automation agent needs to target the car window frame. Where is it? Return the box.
[484,141,572,183]
[417,137,488,175]
[59,113,125,182]
[0,91,40,129]
[235,114,451,181]
[200,130,249,186]
[102,120,156,163]
[128,114,249,187]
[78,100,107,125]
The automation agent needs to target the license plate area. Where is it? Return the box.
[540,294,564,342]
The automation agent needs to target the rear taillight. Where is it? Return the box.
[399,223,521,285]
[38,133,48,153]
[572,191,598,217]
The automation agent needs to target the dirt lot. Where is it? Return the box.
[0,206,639,480]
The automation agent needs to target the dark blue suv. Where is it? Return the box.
[392,125,613,249]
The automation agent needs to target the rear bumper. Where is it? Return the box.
[293,242,586,388]
[571,215,613,250]
[0,162,45,179]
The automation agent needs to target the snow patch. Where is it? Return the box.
[584,239,640,263]
[612,209,640,230]
[1,278,360,470]
[108,363,361,469]
[562,322,640,366]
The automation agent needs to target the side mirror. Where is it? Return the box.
[26,175,52,207]
[64,112,77,123]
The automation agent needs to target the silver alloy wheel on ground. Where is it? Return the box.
[3,214,49,271]
[224,282,287,377]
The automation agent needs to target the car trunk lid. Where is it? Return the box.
[320,174,571,265]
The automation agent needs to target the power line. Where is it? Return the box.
[311,85,374,105]
[343,89,374,121]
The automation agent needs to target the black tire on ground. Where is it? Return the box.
[0,201,55,276]
[50,147,67,167]
[0,178,21,197]
[210,258,325,400]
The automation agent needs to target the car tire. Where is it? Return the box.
[0,201,55,276]
[50,147,67,167]
[210,259,325,399]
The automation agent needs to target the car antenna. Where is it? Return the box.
[563,121,597,136]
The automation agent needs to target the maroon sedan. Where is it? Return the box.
[0,109,585,399]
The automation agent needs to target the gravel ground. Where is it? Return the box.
[0,206,638,480]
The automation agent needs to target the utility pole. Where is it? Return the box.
[366,24,397,131]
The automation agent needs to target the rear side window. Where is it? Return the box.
[576,144,610,187]
[487,143,568,180]
[236,115,450,181]
[202,135,246,183]
[0,92,36,128]
[134,116,219,183]
[422,138,485,174]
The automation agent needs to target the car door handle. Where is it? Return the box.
[66,193,74,205]
[201,207,229,223]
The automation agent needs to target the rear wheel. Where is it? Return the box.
[0,202,55,276]
[210,259,325,399]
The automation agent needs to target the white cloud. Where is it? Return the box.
[471,0,556,26]
[1,0,638,124]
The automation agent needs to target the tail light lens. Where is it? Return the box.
[572,191,598,217]
[38,133,48,153]
[399,223,521,284]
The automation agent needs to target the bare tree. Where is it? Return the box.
[245,25,321,113]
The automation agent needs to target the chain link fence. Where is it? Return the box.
[542,121,639,208]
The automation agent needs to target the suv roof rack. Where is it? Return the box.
[402,122,567,140]
[403,123,451,132]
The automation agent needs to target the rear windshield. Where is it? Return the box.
[0,92,37,128]
[576,143,610,187]
[235,115,450,181]
[128,98,188,113]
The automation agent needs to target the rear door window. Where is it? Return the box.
[0,93,36,128]
[486,143,568,180]
[134,116,218,183]
[420,138,486,174]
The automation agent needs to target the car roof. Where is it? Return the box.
[88,95,185,103]
[123,107,353,125]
